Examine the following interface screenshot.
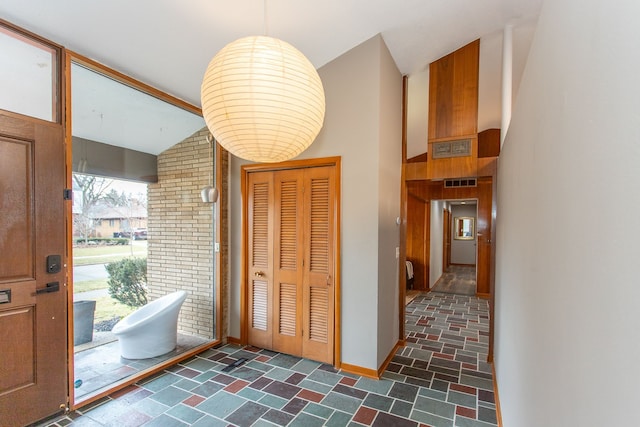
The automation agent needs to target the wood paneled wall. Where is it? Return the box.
[428,39,480,140]
[427,39,480,180]
[406,193,429,290]
[478,128,501,158]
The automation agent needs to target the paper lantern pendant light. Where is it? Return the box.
[201,35,325,163]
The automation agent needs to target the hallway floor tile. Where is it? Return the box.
[40,293,496,427]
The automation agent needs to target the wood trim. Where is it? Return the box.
[476,292,490,299]
[215,142,223,343]
[399,76,408,343]
[339,363,379,380]
[63,49,75,410]
[428,133,479,144]
[333,159,342,368]
[240,156,342,367]
[242,156,342,174]
[402,76,408,164]
[67,51,201,116]
[227,336,242,345]
[0,19,64,124]
[492,364,504,427]
[240,168,249,344]
[378,341,404,377]
[72,340,221,410]
[407,153,428,163]
[339,339,403,380]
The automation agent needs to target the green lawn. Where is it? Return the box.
[93,296,135,322]
[74,279,108,293]
[73,242,147,266]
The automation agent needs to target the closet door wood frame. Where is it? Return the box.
[241,157,341,367]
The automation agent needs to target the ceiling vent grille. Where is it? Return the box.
[444,178,477,188]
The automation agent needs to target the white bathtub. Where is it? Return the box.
[112,290,187,359]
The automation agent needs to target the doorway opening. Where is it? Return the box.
[430,200,478,295]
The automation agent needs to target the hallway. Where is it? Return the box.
[41,293,495,427]
[431,266,476,295]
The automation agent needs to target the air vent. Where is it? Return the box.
[444,178,477,188]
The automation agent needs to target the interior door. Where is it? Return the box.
[272,170,304,356]
[247,171,274,350]
[0,113,68,426]
[301,166,335,363]
[246,164,335,364]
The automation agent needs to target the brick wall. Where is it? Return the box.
[147,128,217,338]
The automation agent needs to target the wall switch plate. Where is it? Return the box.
[215,242,220,252]
[396,247,399,259]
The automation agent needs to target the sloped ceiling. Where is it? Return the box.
[0,0,542,156]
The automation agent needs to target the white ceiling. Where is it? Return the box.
[71,63,205,155]
[0,0,542,106]
[0,1,542,157]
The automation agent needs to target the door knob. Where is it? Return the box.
[254,271,265,277]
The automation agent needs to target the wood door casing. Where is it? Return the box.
[406,193,429,290]
[244,162,337,365]
[443,208,451,271]
[0,113,67,426]
[476,177,492,296]
[405,178,493,297]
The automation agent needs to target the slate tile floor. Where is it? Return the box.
[430,266,476,296]
[41,293,496,427]
[74,333,210,402]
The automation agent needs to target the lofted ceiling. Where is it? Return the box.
[0,0,542,156]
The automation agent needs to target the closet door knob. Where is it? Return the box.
[255,271,265,277]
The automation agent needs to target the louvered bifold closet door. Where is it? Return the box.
[247,172,274,350]
[302,166,335,364]
[272,170,304,355]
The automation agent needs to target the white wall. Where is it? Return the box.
[429,200,445,288]
[229,35,402,371]
[450,204,477,265]
[376,39,402,367]
[477,20,538,133]
[495,0,640,425]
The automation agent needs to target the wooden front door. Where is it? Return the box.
[246,164,336,364]
[0,113,68,425]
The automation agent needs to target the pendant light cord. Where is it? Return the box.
[263,0,268,36]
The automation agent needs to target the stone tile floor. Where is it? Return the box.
[431,266,476,296]
[74,333,210,402]
[41,293,496,427]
